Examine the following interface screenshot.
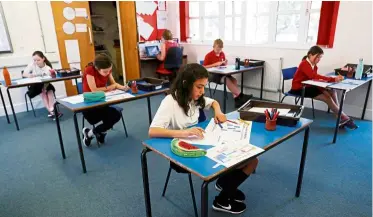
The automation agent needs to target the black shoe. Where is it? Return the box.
[95,131,107,144]
[215,180,246,202]
[53,112,63,121]
[212,196,246,214]
[82,128,93,147]
[234,93,252,109]
[344,119,358,130]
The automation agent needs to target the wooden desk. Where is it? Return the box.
[140,55,188,78]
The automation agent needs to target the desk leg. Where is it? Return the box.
[241,72,244,94]
[260,67,264,100]
[361,80,371,120]
[300,85,305,106]
[296,127,309,197]
[201,181,209,217]
[0,87,10,123]
[7,88,19,131]
[75,78,79,94]
[141,148,152,217]
[54,102,66,159]
[223,77,227,113]
[333,90,346,144]
[73,113,87,173]
[147,97,152,125]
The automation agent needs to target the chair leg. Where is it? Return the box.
[295,97,300,105]
[25,93,29,112]
[188,173,198,217]
[208,82,212,97]
[82,115,85,128]
[327,108,330,113]
[120,113,128,138]
[213,84,218,96]
[280,95,286,103]
[311,99,315,119]
[29,97,36,117]
[162,166,172,197]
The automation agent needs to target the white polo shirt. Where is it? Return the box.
[150,94,215,130]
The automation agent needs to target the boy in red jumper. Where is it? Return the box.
[203,39,252,108]
[289,46,357,129]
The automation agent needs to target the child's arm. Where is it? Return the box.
[108,74,129,91]
[86,74,113,92]
[211,100,227,123]
[204,61,224,68]
[149,127,204,139]
[22,62,34,78]
[156,43,166,61]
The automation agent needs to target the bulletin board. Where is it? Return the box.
[0,2,12,53]
[136,1,167,41]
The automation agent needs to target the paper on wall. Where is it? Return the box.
[158,1,166,11]
[63,22,75,35]
[75,24,87,32]
[156,10,167,29]
[136,1,157,15]
[63,7,75,20]
[65,40,81,64]
[75,8,87,18]
[137,16,154,40]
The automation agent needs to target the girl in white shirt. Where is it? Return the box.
[23,51,61,119]
[149,63,258,215]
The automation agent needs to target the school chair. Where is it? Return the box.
[156,46,183,83]
[161,108,207,217]
[280,67,316,118]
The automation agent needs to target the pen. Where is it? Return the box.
[217,122,223,129]
[227,120,238,124]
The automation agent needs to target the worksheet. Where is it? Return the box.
[15,77,42,84]
[60,95,84,104]
[105,89,126,97]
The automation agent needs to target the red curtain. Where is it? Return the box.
[316,1,340,48]
[179,1,189,42]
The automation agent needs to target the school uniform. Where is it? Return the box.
[82,65,121,136]
[151,94,249,214]
[23,61,55,98]
[289,58,337,98]
[203,50,233,84]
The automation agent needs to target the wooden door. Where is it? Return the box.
[50,1,95,96]
[118,2,140,80]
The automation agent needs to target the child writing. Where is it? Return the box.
[289,45,357,129]
[23,51,62,119]
[203,39,252,108]
[156,29,179,81]
[81,54,129,146]
[149,63,258,214]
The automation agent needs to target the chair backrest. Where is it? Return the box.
[199,60,204,65]
[282,67,297,80]
[164,46,183,70]
[281,67,297,94]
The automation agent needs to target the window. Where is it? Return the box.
[187,1,321,47]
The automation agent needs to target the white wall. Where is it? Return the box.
[0,1,65,116]
[167,1,373,120]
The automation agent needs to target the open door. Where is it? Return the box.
[50,1,95,96]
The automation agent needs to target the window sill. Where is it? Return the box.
[180,41,317,50]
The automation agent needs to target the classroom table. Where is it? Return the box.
[0,75,81,131]
[141,112,312,217]
[207,65,265,113]
[54,87,169,173]
[0,83,10,124]
[301,73,372,143]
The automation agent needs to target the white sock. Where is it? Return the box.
[88,129,94,138]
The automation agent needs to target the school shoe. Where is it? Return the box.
[344,119,358,130]
[212,196,246,214]
[48,113,54,118]
[53,112,63,121]
[82,127,93,147]
[215,180,246,202]
[234,93,253,109]
[95,131,107,145]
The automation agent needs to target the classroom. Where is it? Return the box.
[0,1,371,217]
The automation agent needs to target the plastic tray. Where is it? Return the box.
[55,68,81,77]
[237,100,304,127]
[240,59,265,67]
[135,77,170,91]
[334,63,372,78]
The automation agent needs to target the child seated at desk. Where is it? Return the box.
[23,51,61,119]
[156,29,179,80]
[203,39,252,108]
[289,45,357,129]
[81,54,129,146]
[149,63,258,214]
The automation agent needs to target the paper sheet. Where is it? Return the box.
[105,89,126,97]
[15,77,42,84]
[75,24,87,33]
[341,79,367,85]
[137,16,154,40]
[63,22,75,35]
[156,11,167,29]
[136,1,157,15]
[206,140,264,168]
[65,40,81,64]
[301,80,332,88]
[63,7,75,20]
[61,95,84,104]
[158,1,166,10]
[248,107,290,115]
[180,118,252,146]
[106,93,134,102]
[75,8,87,18]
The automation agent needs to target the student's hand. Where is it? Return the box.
[106,84,116,91]
[213,61,223,67]
[334,75,344,82]
[118,85,130,91]
[182,127,205,139]
[214,112,227,124]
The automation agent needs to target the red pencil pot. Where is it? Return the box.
[265,118,277,131]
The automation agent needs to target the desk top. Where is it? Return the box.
[143,112,312,181]
[57,88,169,113]
[207,65,264,75]
[302,72,372,91]
[0,75,81,89]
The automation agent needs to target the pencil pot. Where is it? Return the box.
[265,118,277,131]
